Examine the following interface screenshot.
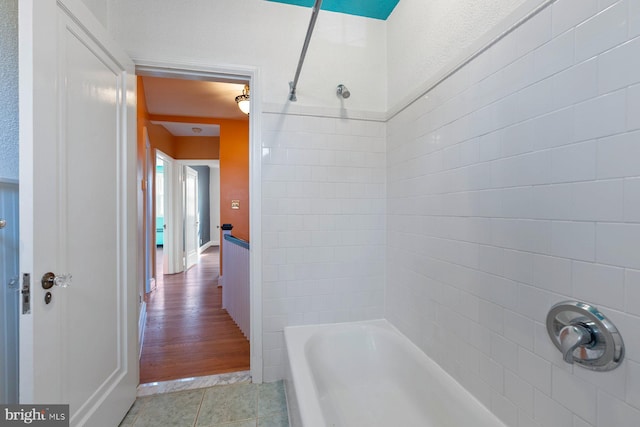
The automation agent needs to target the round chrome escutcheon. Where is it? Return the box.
[546,301,624,371]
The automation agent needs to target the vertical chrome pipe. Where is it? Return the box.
[288,0,323,102]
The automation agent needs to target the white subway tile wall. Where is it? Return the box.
[261,113,386,381]
[387,1,640,426]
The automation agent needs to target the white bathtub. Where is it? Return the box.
[284,319,507,427]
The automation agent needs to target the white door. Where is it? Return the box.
[19,0,138,425]
[156,151,178,274]
[184,166,199,270]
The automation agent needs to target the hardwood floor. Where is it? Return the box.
[139,246,250,384]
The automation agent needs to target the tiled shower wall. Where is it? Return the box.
[261,113,386,381]
[387,1,640,427]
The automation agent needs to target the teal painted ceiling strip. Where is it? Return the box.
[266,0,399,20]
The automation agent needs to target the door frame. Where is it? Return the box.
[153,159,218,275]
[144,128,155,294]
[183,165,199,271]
[136,61,263,383]
[176,159,220,252]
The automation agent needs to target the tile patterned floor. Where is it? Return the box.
[119,381,289,427]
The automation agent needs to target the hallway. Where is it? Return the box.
[140,246,250,384]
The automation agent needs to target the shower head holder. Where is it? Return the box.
[337,84,350,99]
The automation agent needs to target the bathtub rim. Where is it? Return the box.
[284,318,508,427]
[285,319,395,427]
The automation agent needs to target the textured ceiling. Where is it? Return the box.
[151,121,221,137]
[266,0,400,20]
[142,76,248,136]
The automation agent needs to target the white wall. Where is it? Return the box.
[387,1,640,426]
[107,3,640,422]
[0,0,18,181]
[81,0,109,28]
[386,0,531,110]
[108,0,387,114]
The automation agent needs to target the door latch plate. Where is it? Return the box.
[21,273,31,314]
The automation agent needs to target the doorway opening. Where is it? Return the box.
[136,66,259,384]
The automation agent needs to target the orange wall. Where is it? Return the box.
[148,124,175,158]
[137,77,159,300]
[174,136,220,159]
[138,79,175,158]
[219,120,249,242]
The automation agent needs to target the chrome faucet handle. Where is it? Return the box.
[559,324,592,363]
[547,301,624,371]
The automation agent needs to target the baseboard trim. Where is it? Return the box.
[138,301,147,360]
[200,241,214,252]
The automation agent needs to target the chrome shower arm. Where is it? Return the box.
[288,0,323,102]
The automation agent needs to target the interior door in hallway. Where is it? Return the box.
[19,0,137,424]
[184,166,199,270]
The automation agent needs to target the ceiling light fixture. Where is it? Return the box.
[235,84,250,115]
[192,127,202,134]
